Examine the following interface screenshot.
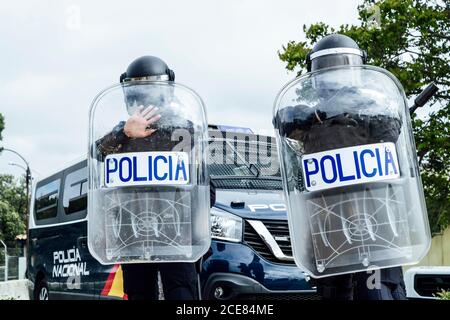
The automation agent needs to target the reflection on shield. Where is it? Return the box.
[307,183,412,273]
[103,188,192,261]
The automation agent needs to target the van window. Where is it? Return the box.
[63,167,87,215]
[35,179,60,220]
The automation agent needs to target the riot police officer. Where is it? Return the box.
[96,56,215,300]
[274,34,408,300]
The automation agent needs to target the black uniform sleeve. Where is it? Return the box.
[94,121,128,162]
[210,181,216,208]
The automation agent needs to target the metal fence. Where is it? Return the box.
[0,240,25,281]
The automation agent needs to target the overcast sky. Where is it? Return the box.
[0,0,362,180]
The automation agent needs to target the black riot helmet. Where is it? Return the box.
[120,56,176,114]
[306,34,368,102]
[306,34,367,72]
[120,55,175,83]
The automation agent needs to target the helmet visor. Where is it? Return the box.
[311,53,363,72]
[311,65,363,101]
[122,83,173,115]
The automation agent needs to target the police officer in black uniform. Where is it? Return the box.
[275,34,407,300]
[96,56,215,300]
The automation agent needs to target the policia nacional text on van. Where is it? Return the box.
[92,56,215,300]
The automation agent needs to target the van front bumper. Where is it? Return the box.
[201,241,319,300]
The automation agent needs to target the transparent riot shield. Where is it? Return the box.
[273,65,431,278]
[88,81,210,264]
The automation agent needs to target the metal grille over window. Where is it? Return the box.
[208,130,281,190]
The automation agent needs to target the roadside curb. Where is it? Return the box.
[0,280,30,300]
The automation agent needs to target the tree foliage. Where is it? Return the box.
[0,175,28,222]
[0,113,28,240]
[0,175,27,241]
[278,0,449,233]
[0,201,25,242]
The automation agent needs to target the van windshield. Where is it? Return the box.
[207,130,282,190]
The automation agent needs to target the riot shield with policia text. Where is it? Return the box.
[88,80,210,265]
[273,35,431,278]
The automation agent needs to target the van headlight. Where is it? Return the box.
[210,207,243,243]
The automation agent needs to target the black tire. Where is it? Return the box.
[35,279,49,301]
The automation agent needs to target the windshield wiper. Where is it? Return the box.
[224,140,260,177]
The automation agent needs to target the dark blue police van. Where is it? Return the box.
[27,129,318,300]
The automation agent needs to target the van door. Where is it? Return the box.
[31,175,63,298]
[58,162,97,299]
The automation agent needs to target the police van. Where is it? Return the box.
[27,128,318,300]
[27,159,116,300]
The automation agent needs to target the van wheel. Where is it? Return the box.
[35,280,49,300]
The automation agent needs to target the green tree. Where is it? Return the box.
[0,201,25,242]
[278,0,449,233]
[0,103,27,240]
[0,175,28,224]
[0,176,27,241]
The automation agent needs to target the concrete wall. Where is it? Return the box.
[405,227,450,269]
[0,280,29,300]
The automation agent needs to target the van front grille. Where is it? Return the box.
[244,219,295,265]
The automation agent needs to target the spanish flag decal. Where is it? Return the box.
[101,264,126,299]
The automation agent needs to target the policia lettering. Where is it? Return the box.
[302,142,399,192]
[105,151,189,187]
